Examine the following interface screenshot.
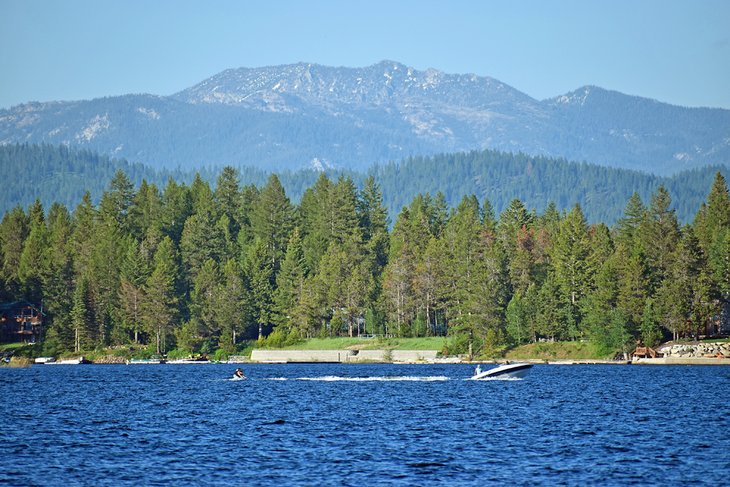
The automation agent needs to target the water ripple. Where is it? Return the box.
[1,363,729,485]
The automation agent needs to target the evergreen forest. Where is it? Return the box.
[3,143,728,226]
[1,164,729,359]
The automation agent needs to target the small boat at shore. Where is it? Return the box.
[471,362,533,380]
[44,356,91,365]
[166,358,210,364]
[127,358,166,365]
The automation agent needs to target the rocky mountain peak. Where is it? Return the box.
[1,61,728,175]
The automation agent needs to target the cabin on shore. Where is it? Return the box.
[0,301,44,343]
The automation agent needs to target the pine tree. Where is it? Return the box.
[640,186,680,291]
[215,166,242,240]
[654,227,705,340]
[189,258,221,346]
[160,179,192,244]
[640,298,663,347]
[70,276,92,352]
[314,242,350,335]
[118,240,148,344]
[273,228,307,330]
[216,258,247,351]
[0,205,30,299]
[358,176,390,275]
[703,172,730,239]
[244,237,274,340]
[189,173,216,217]
[180,188,224,283]
[89,220,128,346]
[510,225,537,296]
[71,192,97,277]
[99,169,134,234]
[42,203,75,350]
[413,236,445,336]
[344,261,372,337]
[442,195,508,352]
[143,236,180,354]
[18,200,47,303]
[712,230,730,298]
[250,174,294,273]
[498,198,532,257]
[330,176,362,246]
[534,272,565,340]
[550,204,591,338]
[697,172,730,300]
[128,180,162,239]
[582,248,630,353]
[615,192,646,247]
[300,173,334,273]
[615,243,650,332]
[505,293,527,345]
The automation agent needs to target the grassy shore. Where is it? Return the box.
[504,341,613,361]
[0,338,611,361]
[264,337,615,361]
[5,337,725,363]
[271,336,447,351]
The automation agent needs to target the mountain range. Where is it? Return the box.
[1,61,729,175]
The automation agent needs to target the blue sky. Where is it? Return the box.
[1,0,729,109]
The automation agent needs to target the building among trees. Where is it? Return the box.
[0,301,44,343]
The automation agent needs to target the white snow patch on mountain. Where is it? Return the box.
[75,114,109,142]
[137,107,160,120]
[310,157,332,171]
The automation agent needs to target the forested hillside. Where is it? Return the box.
[2,143,728,224]
[370,152,728,224]
[1,166,728,359]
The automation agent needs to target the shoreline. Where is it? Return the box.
[10,357,730,366]
[11,345,730,366]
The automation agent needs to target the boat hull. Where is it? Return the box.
[472,363,533,380]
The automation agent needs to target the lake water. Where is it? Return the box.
[1,363,729,485]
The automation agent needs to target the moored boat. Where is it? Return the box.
[166,357,210,364]
[44,356,91,365]
[127,358,166,364]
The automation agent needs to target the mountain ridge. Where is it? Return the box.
[1,61,728,175]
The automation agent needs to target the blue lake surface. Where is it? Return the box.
[2,363,729,485]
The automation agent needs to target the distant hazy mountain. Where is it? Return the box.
[1,61,728,175]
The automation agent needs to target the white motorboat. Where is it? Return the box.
[471,362,533,380]
[127,358,166,365]
[44,356,90,365]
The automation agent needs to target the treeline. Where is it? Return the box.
[3,143,729,225]
[373,151,728,224]
[1,166,729,358]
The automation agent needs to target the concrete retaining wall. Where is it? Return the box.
[250,349,439,363]
[633,357,730,365]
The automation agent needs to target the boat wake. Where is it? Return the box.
[265,375,450,382]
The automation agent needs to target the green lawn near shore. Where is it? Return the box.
[505,341,612,361]
[268,336,447,351]
[260,337,614,360]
